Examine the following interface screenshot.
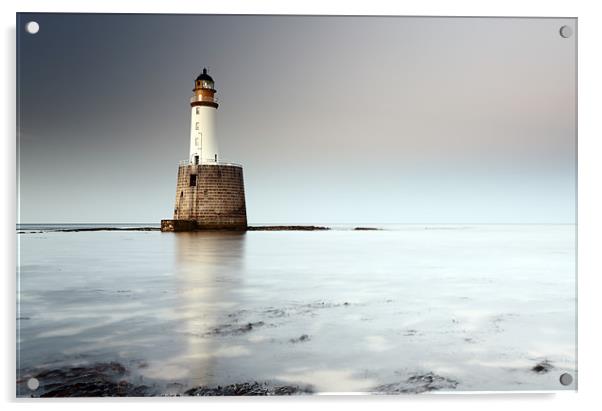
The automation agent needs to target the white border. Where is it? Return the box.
[3,1,601,410]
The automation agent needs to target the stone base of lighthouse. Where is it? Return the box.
[161,164,247,232]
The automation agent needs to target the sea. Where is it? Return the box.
[16,224,577,395]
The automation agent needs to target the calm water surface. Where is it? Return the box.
[17,225,576,394]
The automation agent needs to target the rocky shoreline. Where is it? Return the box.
[17,357,559,397]
[17,362,462,397]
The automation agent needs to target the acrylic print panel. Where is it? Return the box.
[16,13,577,397]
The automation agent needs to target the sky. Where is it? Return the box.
[17,14,576,224]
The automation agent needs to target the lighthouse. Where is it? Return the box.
[189,68,219,165]
[161,69,248,232]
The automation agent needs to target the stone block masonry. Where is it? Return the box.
[161,164,247,231]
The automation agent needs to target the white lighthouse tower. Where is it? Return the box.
[189,68,219,164]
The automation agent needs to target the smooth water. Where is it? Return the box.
[16,225,576,394]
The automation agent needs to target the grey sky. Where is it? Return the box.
[17,14,576,224]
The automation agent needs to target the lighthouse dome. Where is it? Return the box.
[196,68,213,82]
[195,68,215,90]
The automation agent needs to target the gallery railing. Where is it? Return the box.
[179,159,242,168]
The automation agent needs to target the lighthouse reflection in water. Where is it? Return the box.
[164,232,247,387]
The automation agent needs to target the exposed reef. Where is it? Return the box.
[19,362,461,396]
[18,362,313,397]
[56,227,160,232]
[17,227,160,233]
[205,321,266,337]
[185,382,314,396]
[18,362,152,397]
[247,226,330,231]
[289,334,311,343]
[373,373,459,394]
[531,360,554,374]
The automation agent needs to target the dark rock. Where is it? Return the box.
[373,372,459,394]
[41,380,149,397]
[532,360,553,374]
[247,226,330,231]
[290,334,310,343]
[185,381,313,396]
[240,322,261,332]
[57,227,160,232]
[207,321,265,336]
[274,385,311,395]
[19,362,152,397]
